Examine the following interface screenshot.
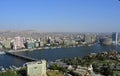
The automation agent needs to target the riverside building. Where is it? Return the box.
[112,32,118,45]
[13,36,25,50]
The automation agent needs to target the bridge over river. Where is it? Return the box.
[5,51,38,61]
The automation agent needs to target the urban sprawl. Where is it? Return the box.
[0,31,119,50]
[0,30,120,76]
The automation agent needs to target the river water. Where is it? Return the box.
[0,44,120,68]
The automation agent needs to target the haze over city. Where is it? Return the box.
[0,0,120,32]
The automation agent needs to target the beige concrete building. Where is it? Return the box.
[26,60,47,76]
[3,38,12,49]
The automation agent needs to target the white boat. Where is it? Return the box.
[44,47,50,49]
[9,66,13,69]
[12,65,17,69]
[0,52,5,54]
[0,67,5,71]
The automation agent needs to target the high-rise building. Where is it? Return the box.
[13,36,24,50]
[112,32,118,45]
[84,34,92,43]
[26,60,47,76]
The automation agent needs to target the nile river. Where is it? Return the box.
[0,43,120,68]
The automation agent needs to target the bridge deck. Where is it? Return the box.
[5,51,38,61]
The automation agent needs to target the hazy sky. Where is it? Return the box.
[0,0,120,32]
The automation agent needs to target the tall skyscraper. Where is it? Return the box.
[112,32,118,45]
[13,36,24,50]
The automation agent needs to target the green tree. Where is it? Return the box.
[0,70,19,76]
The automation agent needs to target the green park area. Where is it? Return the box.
[47,71,64,76]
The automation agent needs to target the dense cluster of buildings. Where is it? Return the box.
[0,32,97,50]
[0,31,119,50]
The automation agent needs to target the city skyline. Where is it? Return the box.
[0,0,120,32]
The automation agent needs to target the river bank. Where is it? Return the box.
[7,44,95,53]
[0,43,120,68]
